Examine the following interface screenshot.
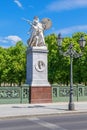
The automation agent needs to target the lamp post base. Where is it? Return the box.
[68,102,75,110]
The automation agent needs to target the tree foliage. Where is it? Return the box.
[0,32,87,86]
[0,41,26,86]
[45,32,87,85]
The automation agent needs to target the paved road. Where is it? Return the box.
[0,113,87,130]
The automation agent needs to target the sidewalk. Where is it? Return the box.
[0,102,87,119]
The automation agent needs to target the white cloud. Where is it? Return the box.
[0,35,22,47]
[57,25,87,35]
[14,0,23,8]
[5,35,22,44]
[47,0,87,11]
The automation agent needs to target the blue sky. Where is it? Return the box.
[0,0,87,48]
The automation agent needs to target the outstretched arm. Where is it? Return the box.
[22,18,32,25]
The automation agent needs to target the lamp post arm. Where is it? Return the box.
[73,51,82,58]
[59,48,72,57]
[59,45,82,58]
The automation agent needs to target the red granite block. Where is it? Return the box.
[29,86,52,103]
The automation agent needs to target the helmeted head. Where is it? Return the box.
[33,16,39,24]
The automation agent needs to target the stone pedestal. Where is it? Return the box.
[30,87,52,103]
[26,46,52,103]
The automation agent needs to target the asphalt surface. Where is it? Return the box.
[1,114,87,130]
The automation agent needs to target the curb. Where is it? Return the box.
[0,110,87,120]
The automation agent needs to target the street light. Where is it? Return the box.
[57,33,86,110]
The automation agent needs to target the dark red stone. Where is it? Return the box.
[29,86,52,103]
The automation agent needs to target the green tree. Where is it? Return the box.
[45,34,58,84]
[72,32,87,84]
[0,47,7,86]
[45,32,87,85]
[6,41,26,86]
[45,34,70,85]
[0,32,87,86]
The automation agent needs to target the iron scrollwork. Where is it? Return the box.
[0,89,20,98]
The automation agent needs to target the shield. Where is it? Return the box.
[41,18,52,30]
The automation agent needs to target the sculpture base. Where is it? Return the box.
[29,86,52,103]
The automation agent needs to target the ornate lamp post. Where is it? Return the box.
[57,33,86,110]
